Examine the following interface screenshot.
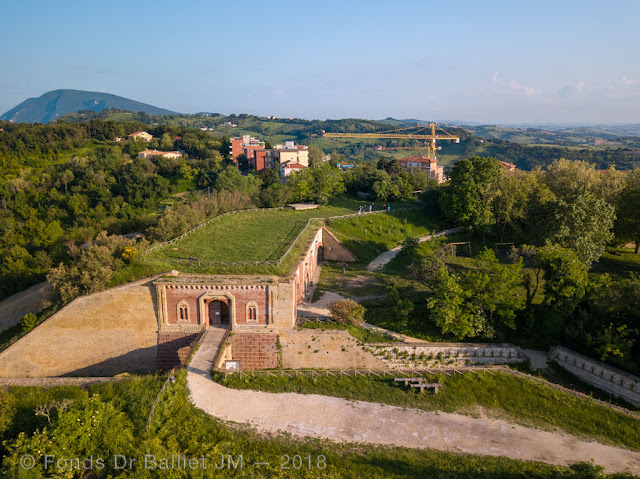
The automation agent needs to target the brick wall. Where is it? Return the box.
[231,333,279,370]
[164,285,269,326]
[157,331,199,370]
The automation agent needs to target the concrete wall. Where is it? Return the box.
[0,282,52,333]
[367,342,523,369]
[550,346,640,407]
[0,278,160,378]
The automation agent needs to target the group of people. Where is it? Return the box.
[357,203,391,215]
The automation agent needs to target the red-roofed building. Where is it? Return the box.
[397,156,445,183]
[128,131,153,142]
[499,161,517,172]
[280,161,307,178]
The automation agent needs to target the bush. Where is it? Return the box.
[20,313,39,334]
[328,299,366,325]
[0,388,15,434]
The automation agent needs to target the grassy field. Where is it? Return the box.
[112,197,425,285]
[591,246,640,280]
[153,208,342,263]
[0,372,622,478]
[326,208,446,263]
[149,196,414,263]
[215,370,640,452]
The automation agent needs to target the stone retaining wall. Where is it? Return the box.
[0,281,51,333]
[231,333,279,370]
[550,346,640,407]
[367,343,523,369]
[0,277,163,377]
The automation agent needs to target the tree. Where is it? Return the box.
[615,169,640,253]
[463,248,524,335]
[407,167,432,191]
[160,132,174,150]
[428,267,484,339]
[543,158,601,198]
[531,192,616,265]
[409,243,456,290]
[491,170,553,241]
[388,285,414,324]
[328,299,365,325]
[427,248,523,339]
[537,243,590,337]
[439,157,502,236]
[308,145,324,168]
[310,163,345,204]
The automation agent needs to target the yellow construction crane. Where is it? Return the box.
[323,123,460,159]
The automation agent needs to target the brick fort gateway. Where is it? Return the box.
[0,227,356,377]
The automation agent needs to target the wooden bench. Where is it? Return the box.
[394,377,426,386]
[411,382,442,394]
[394,377,443,393]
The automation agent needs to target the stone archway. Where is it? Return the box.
[198,291,235,329]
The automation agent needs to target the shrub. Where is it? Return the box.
[20,313,39,334]
[0,388,15,434]
[328,299,366,325]
[121,246,139,263]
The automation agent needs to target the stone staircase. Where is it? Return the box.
[188,327,229,378]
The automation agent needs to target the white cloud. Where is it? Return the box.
[508,80,541,96]
[491,71,499,86]
[557,80,585,96]
[619,75,636,86]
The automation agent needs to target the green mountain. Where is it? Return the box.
[1,89,177,124]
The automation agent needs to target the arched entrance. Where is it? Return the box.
[208,300,230,326]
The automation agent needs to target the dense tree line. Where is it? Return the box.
[420,157,640,373]
[0,120,231,300]
[478,139,638,170]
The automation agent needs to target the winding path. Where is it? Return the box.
[186,335,640,474]
[366,227,464,271]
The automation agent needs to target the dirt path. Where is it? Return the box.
[186,349,640,473]
[367,227,464,271]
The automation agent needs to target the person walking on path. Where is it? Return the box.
[387,204,391,211]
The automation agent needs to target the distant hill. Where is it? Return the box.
[1,89,177,124]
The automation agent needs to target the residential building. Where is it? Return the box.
[499,161,517,172]
[138,149,183,159]
[128,131,153,142]
[272,141,309,167]
[397,156,445,184]
[230,135,265,162]
[280,161,307,177]
[232,136,309,173]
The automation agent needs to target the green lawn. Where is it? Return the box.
[0,372,623,478]
[326,208,446,263]
[150,198,371,263]
[215,370,640,452]
[592,246,640,280]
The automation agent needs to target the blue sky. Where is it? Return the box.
[1,0,639,124]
